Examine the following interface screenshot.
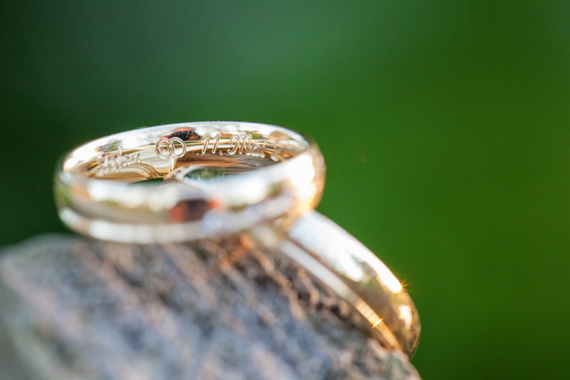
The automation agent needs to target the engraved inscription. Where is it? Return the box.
[95,132,291,175]
[227,134,265,157]
[201,133,265,158]
[97,147,141,175]
[156,133,267,159]
[201,133,221,155]
[156,137,187,159]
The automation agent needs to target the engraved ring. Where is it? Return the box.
[55,122,325,243]
[54,121,420,358]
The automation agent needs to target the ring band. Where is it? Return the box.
[252,212,420,358]
[55,122,325,243]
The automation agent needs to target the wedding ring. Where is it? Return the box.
[54,121,420,358]
[251,212,420,358]
[55,122,325,243]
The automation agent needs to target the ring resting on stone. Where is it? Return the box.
[54,121,420,358]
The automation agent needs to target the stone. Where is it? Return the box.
[0,234,420,380]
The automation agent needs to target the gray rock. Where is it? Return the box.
[0,234,420,380]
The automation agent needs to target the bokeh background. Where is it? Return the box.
[2,1,570,379]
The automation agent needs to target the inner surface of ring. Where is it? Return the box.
[66,123,308,182]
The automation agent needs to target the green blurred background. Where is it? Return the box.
[2,1,570,379]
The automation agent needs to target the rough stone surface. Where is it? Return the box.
[0,234,420,380]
